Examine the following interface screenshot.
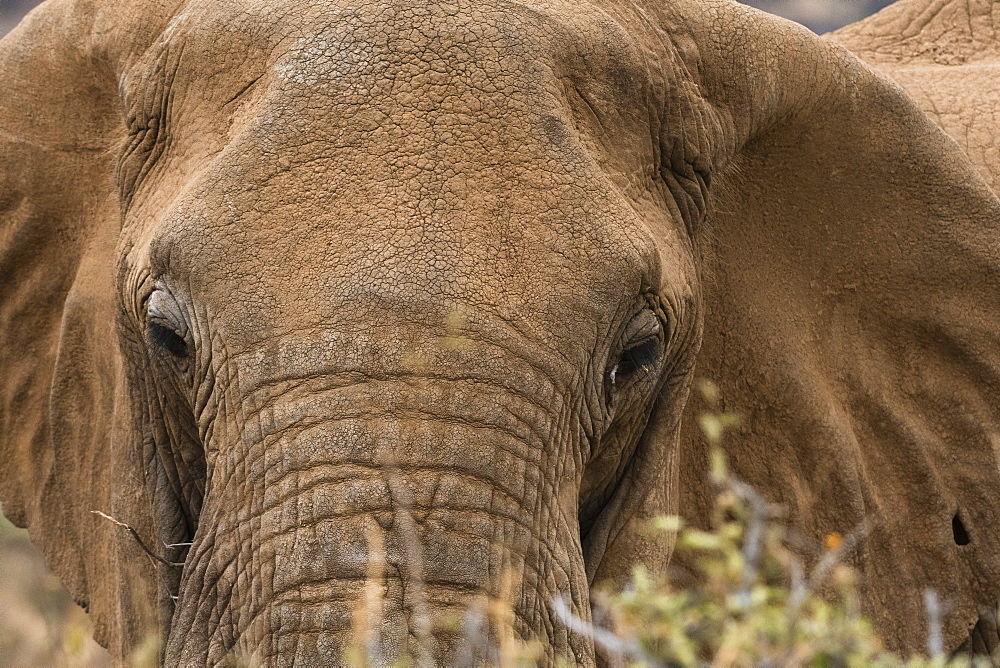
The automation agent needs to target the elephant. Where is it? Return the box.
[2,0,1000,662]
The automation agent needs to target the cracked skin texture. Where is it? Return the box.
[834,0,1000,193]
[1,0,1000,662]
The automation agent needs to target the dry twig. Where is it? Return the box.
[91,511,183,568]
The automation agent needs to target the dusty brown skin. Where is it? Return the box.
[1,0,999,662]
[823,0,1000,654]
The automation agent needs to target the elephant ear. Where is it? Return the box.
[676,2,1000,653]
[0,0,161,653]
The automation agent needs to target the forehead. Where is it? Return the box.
[131,0,663,111]
[123,0,695,343]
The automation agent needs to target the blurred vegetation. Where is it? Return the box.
[579,384,994,667]
[582,491,992,666]
[3,384,990,666]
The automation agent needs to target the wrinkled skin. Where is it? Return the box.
[2,0,1000,662]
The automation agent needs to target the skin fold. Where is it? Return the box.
[0,0,999,662]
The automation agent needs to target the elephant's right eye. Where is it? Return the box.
[149,322,189,358]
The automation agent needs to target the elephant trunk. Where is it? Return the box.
[163,379,594,664]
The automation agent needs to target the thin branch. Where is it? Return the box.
[788,556,806,613]
[924,589,943,658]
[551,596,652,663]
[352,521,387,667]
[783,518,875,617]
[725,476,782,602]
[381,461,434,667]
[457,602,491,665]
[91,511,184,568]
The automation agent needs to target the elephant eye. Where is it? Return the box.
[146,284,190,359]
[609,338,660,386]
[149,321,189,358]
[608,309,664,389]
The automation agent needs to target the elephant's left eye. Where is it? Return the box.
[609,338,660,386]
[608,310,664,389]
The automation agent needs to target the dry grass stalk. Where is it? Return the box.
[350,520,387,667]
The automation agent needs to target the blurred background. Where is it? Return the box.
[0,0,37,35]
[747,0,897,33]
[0,0,897,664]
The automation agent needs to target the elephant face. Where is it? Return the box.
[125,2,703,661]
[4,0,1000,661]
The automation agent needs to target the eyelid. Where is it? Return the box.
[147,285,189,338]
[622,310,662,344]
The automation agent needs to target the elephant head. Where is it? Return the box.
[2,0,1000,661]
